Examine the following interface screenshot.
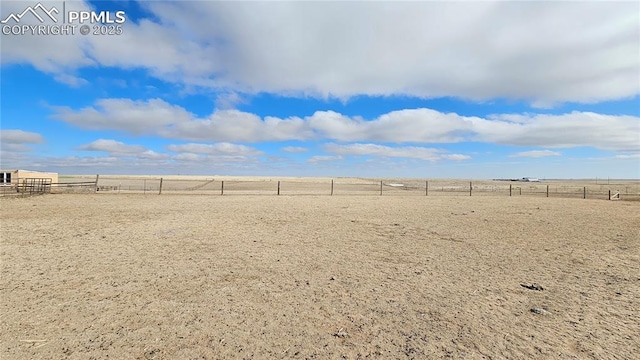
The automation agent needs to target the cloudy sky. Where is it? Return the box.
[1,0,639,178]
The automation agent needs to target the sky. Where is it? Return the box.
[1,0,639,179]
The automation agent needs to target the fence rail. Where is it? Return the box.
[0,178,52,196]
[41,176,638,201]
[3,176,637,201]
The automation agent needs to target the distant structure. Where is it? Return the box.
[493,177,541,182]
[0,169,58,193]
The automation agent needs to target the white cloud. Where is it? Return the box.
[3,1,638,104]
[0,129,44,144]
[173,153,202,162]
[0,144,32,153]
[160,110,312,142]
[77,139,171,162]
[51,99,640,151]
[615,153,640,159]
[0,1,95,71]
[170,152,258,165]
[54,74,89,88]
[78,139,146,154]
[214,92,246,110]
[138,150,167,160]
[76,140,265,165]
[0,129,45,152]
[281,146,308,153]
[473,112,640,151]
[52,98,193,134]
[445,154,472,161]
[510,150,562,158]
[53,102,477,142]
[308,155,343,163]
[308,109,475,142]
[324,143,470,162]
[167,142,263,156]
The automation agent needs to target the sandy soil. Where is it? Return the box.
[1,194,638,359]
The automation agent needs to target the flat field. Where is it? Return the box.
[54,175,640,200]
[1,193,639,359]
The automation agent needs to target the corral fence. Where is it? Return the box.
[0,178,52,196]
[44,176,640,201]
[0,176,101,197]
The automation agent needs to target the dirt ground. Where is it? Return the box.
[1,194,638,359]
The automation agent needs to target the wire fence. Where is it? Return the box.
[27,175,639,201]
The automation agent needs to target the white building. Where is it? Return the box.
[0,169,59,186]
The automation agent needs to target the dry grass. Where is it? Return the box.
[1,193,639,359]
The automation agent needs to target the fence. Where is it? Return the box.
[52,180,98,193]
[0,178,52,196]
[45,176,639,201]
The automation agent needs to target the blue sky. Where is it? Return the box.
[1,0,639,178]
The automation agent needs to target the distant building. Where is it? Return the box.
[0,169,59,186]
[519,177,540,182]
